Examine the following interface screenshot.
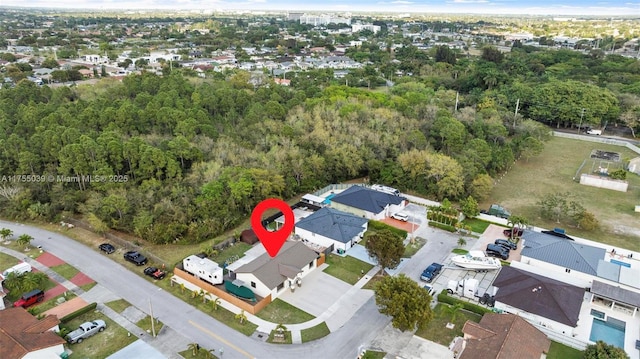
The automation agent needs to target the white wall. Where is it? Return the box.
[295,227,360,253]
[580,174,628,192]
[22,344,65,359]
[495,301,576,337]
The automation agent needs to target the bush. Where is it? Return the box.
[368,220,408,238]
[429,221,456,232]
[427,211,458,226]
[60,302,98,323]
[437,291,491,316]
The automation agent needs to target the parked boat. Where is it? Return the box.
[451,251,502,270]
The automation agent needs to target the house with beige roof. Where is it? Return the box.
[0,307,66,359]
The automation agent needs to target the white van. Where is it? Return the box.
[370,184,400,196]
[2,262,32,278]
[586,128,602,135]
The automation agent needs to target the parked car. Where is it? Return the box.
[586,128,602,135]
[486,244,509,260]
[66,320,106,344]
[123,251,148,266]
[144,266,166,280]
[391,212,409,222]
[494,239,517,251]
[13,289,44,308]
[2,262,32,278]
[482,204,511,219]
[423,284,437,297]
[98,243,115,254]
[420,263,443,282]
[503,228,524,238]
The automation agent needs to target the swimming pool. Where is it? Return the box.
[590,317,626,349]
[323,193,336,204]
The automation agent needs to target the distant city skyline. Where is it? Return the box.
[1,0,639,15]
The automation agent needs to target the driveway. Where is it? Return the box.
[278,263,351,318]
[472,224,522,262]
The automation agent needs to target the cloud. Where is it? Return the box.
[448,0,489,3]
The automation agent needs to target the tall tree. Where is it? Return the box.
[374,274,434,331]
[365,229,404,273]
[584,341,628,359]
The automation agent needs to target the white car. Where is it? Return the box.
[391,212,409,221]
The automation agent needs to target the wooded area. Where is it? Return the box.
[0,45,637,244]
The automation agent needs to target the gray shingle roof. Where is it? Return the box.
[295,207,367,244]
[330,186,404,214]
[592,280,640,308]
[521,231,605,275]
[234,242,317,290]
[493,266,584,327]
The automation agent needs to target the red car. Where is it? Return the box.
[503,228,524,238]
[13,289,45,308]
[144,267,166,280]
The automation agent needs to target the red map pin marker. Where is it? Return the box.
[251,198,294,258]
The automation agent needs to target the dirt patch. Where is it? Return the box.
[379,217,416,233]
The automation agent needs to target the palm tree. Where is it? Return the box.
[0,228,13,241]
[445,303,464,323]
[199,289,207,303]
[235,310,247,324]
[187,342,200,356]
[17,234,33,249]
[202,349,216,359]
[179,283,186,293]
[211,297,221,311]
[457,238,467,248]
[275,323,287,333]
[507,215,528,241]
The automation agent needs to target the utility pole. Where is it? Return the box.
[149,298,156,337]
[513,98,520,128]
[578,108,586,133]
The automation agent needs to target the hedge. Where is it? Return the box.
[368,220,408,238]
[427,211,459,226]
[437,291,491,316]
[428,221,456,232]
[60,302,98,323]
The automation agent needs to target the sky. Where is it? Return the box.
[0,0,639,15]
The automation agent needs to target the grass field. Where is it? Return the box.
[50,263,79,280]
[0,251,20,272]
[546,341,583,359]
[403,237,426,258]
[256,298,315,324]
[63,310,137,359]
[482,136,640,250]
[461,218,494,233]
[301,321,330,342]
[415,303,482,346]
[105,299,133,314]
[323,254,374,285]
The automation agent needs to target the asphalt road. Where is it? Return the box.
[0,220,390,359]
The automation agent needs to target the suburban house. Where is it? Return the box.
[458,313,550,359]
[328,185,406,220]
[491,266,585,336]
[0,307,66,359]
[230,241,318,299]
[295,207,368,254]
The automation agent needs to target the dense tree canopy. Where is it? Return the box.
[374,274,434,332]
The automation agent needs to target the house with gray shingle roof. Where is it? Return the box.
[521,231,606,277]
[329,185,406,220]
[295,207,368,254]
[231,241,318,299]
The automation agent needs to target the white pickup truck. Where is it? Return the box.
[586,128,602,135]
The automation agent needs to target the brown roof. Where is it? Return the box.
[234,241,317,289]
[0,307,65,359]
[493,266,584,327]
[460,313,550,359]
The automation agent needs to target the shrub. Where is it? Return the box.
[60,302,98,323]
[429,221,456,232]
[437,291,491,316]
[427,211,458,226]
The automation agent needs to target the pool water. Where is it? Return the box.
[323,193,336,204]
[590,317,626,349]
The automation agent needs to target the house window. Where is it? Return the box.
[277,282,284,291]
[565,268,571,273]
[309,262,313,269]
[251,281,256,288]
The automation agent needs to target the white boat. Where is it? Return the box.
[451,251,502,270]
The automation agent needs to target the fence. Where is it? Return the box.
[553,132,640,155]
[64,217,170,266]
[312,183,365,197]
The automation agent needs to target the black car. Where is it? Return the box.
[494,239,517,251]
[144,267,166,280]
[98,243,115,254]
[503,228,524,238]
[420,263,443,282]
[486,244,509,260]
[123,251,148,266]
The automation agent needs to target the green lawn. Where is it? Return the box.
[0,251,20,271]
[179,348,220,359]
[62,310,136,359]
[323,254,374,285]
[105,299,132,314]
[256,298,315,324]
[403,237,426,258]
[415,303,482,346]
[461,218,493,234]
[482,136,640,250]
[301,322,330,343]
[362,351,387,359]
[547,341,583,359]
[135,315,164,335]
[50,263,79,280]
[452,248,469,254]
[362,272,384,290]
[209,242,252,266]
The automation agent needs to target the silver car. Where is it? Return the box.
[66,320,106,344]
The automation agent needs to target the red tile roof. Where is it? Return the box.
[0,307,65,359]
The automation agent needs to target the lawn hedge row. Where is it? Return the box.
[60,302,98,323]
[428,221,456,232]
[427,211,459,226]
[437,292,492,316]
[368,220,408,238]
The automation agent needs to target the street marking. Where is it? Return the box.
[189,320,254,359]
